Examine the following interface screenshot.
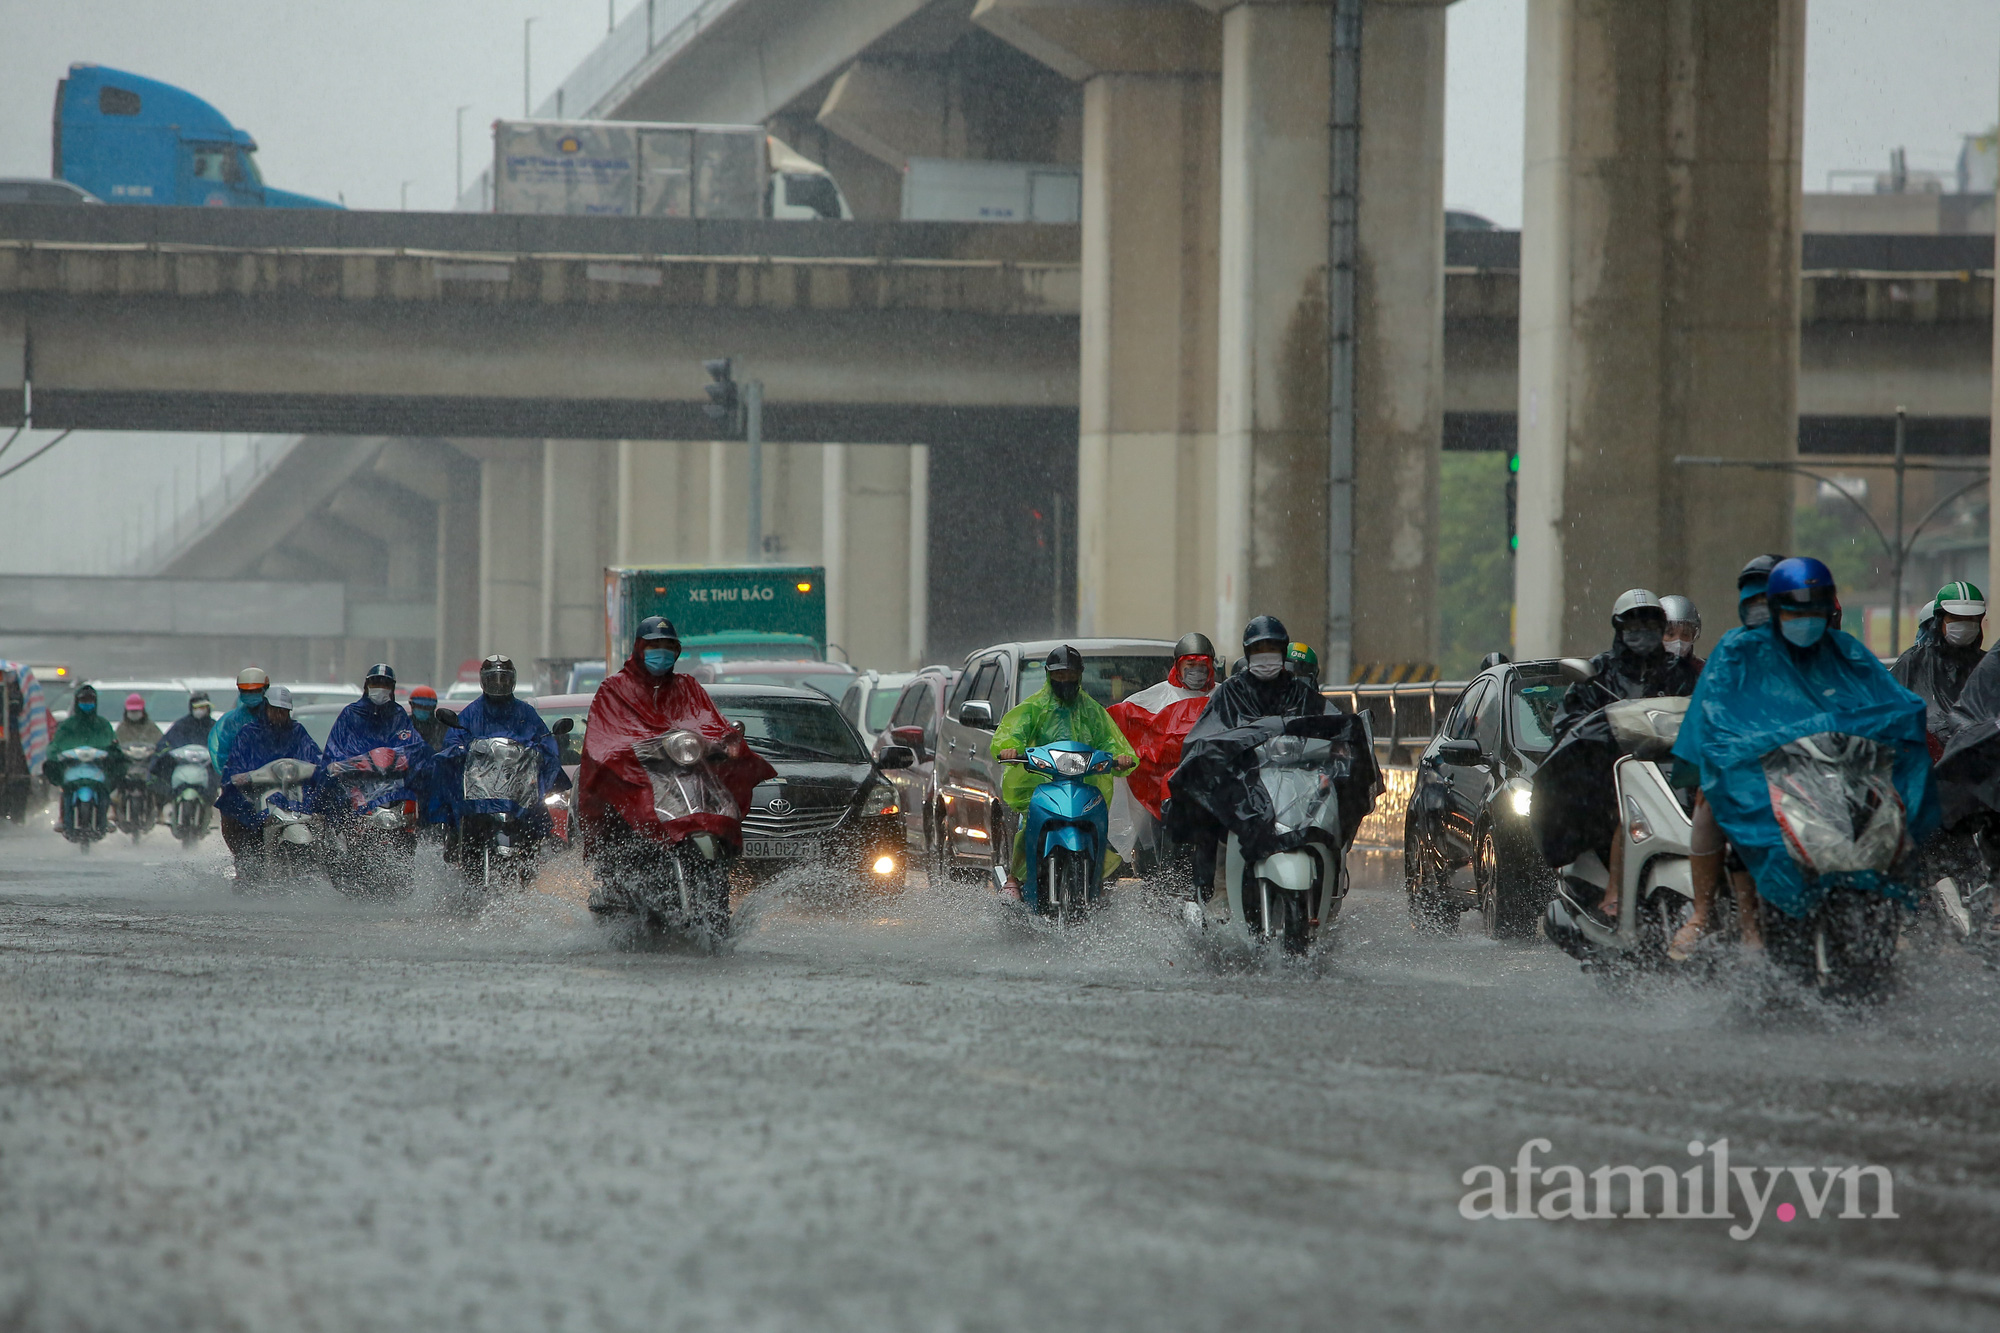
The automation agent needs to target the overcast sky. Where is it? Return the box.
[0,0,1996,573]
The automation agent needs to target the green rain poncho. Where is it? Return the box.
[992,683,1138,879]
[42,708,126,786]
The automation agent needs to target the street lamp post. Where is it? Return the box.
[1676,405,1988,657]
[456,104,471,202]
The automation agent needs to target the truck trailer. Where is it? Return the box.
[605,566,828,666]
[492,119,849,220]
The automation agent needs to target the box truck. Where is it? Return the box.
[899,157,1080,224]
[492,119,850,220]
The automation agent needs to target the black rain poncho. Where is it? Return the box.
[1548,638,1699,745]
[1889,634,1982,748]
[1163,709,1378,865]
[1931,646,2000,829]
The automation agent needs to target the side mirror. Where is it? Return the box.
[437,708,460,728]
[956,699,995,729]
[1557,657,1598,685]
[876,745,916,772]
[1436,738,1483,763]
[551,716,575,736]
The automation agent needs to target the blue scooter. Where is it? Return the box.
[997,741,1119,923]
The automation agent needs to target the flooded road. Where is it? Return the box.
[3,825,1999,1331]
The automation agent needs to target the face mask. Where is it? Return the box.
[1180,660,1212,690]
[412,704,434,721]
[1945,621,1982,648]
[1247,652,1284,680]
[1051,678,1081,704]
[643,648,677,675]
[125,710,144,722]
[192,705,211,720]
[1664,638,1692,659]
[239,690,262,708]
[1621,626,1664,655]
[1741,601,1771,629]
[1781,615,1827,648]
[76,700,96,715]
[367,687,393,706]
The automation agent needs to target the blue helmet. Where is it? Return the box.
[364,663,395,685]
[1766,556,1836,614]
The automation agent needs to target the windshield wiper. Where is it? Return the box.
[745,735,851,762]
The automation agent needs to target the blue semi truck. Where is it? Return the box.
[52,64,338,208]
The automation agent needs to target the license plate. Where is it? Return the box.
[742,838,822,860]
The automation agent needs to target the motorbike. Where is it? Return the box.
[590,726,736,941]
[164,744,214,848]
[1540,687,1701,969]
[1184,719,1364,955]
[324,746,419,897]
[112,741,160,843]
[234,756,322,886]
[52,745,112,850]
[1754,731,1914,1000]
[457,718,570,891]
[991,741,1120,924]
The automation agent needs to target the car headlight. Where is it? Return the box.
[862,783,899,816]
[1509,786,1532,817]
[664,729,704,767]
[1052,751,1089,777]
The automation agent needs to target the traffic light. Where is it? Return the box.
[703,358,738,427]
[1505,450,1519,554]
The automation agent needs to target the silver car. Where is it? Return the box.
[933,638,1175,878]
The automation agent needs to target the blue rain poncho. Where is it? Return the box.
[437,695,565,835]
[208,697,263,773]
[1671,622,1937,917]
[217,716,326,828]
[319,696,430,821]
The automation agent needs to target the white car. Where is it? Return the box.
[838,671,915,750]
[275,683,363,709]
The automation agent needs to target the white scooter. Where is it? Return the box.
[235,756,320,886]
[165,743,214,849]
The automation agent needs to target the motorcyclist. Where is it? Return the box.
[1890,581,1985,747]
[1732,554,1786,634]
[408,686,450,749]
[1660,596,1704,674]
[1163,616,1327,900]
[1551,590,1699,744]
[43,682,126,790]
[208,667,270,773]
[151,690,218,802]
[1671,557,1936,950]
[437,655,565,848]
[404,685,459,840]
[1107,632,1218,873]
[115,693,163,749]
[992,644,1139,897]
[319,664,430,835]
[217,685,325,875]
[577,618,772,905]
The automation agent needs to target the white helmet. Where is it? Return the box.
[1610,589,1664,625]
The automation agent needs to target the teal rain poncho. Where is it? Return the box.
[1671,622,1937,917]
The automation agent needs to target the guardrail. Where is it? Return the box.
[1323,677,1470,853]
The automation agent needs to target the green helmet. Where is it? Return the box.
[1936,581,1986,618]
[1286,642,1318,676]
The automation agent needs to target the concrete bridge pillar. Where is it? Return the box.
[1514,0,1805,655]
[540,440,617,666]
[973,0,1223,643]
[467,440,543,669]
[1210,0,1449,678]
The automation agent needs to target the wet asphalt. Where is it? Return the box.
[2,822,1998,1332]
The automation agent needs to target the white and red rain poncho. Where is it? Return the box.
[1107,657,1216,822]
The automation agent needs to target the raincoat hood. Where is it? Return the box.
[1889,635,1983,747]
[1549,638,1699,744]
[207,696,265,773]
[1672,623,1935,917]
[576,643,775,850]
[1199,668,1327,733]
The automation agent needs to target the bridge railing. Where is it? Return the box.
[1323,677,1470,853]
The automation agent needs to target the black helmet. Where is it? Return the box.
[1044,644,1083,675]
[636,616,679,643]
[1173,631,1216,660]
[479,654,517,698]
[187,690,211,705]
[1242,615,1289,649]
[1737,553,1786,590]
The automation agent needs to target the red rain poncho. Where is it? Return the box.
[577,646,775,851]
[1107,656,1215,820]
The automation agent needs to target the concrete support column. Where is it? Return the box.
[539,440,616,664]
[436,464,479,685]
[822,443,848,657]
[1515,0,1805,655]
[474,441,542,664]
[909,443,930,665]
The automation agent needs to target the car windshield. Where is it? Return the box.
[537,708,589,765]
[1511,677,1562,753]
[293,707,343,746]
[716,698,868,763]
[1016,654,1171,707]
[713,669,851,699]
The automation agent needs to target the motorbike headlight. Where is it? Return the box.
[1052,751,1089,777]
[544,792,569,809]
[862,783,899,816]
[1510,786,1532,818]
[664,729,704,767]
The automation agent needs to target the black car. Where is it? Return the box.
[709,684,913,889]
[1403,658,1565,938]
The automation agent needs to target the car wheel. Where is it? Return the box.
[1475,821,1541,940]
[1405,820,1458,933]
